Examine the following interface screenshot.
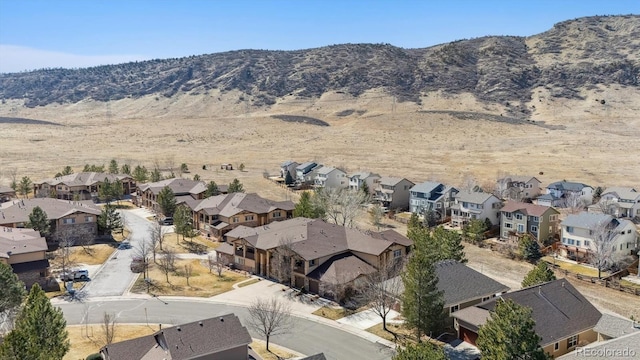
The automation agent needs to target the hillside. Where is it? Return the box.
[0,15,638,118]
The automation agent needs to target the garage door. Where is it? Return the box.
[309,280,319,294]
[460,327,478,346]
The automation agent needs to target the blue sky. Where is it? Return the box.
[0,0,638,73]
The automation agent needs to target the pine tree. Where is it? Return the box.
[132,165,149,183]
[522,262,556,288]
[407,212,423,239]
[402,229,446,341]
[393,342,447,360]
[18,176,32,198]
[97,203,123,235]
[293,191,316,218]
[157,186,177,217]
[120,163,131,175]
[204,181,220,197]
[99,178,114,203]
[108,159,119,174]
[0,262,25,315]
[0,284,70,360]
[477,299,549,360]
[520,234,542,262]
[434,226,467,263]
[173,205,193,243]
[284,171,294,186]
[61,166,73,176]
[228,178,244,193]
[26,206,51,237]
[360,181,370,196]
[150,167,162,182]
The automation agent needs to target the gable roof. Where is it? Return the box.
[0,186,16,194]
[0,227,48,258]
[557,331,640,359]
[454,280,602,347]
[498,175,541,184]
[547,181,592,192]
[101,314,252,360]
[296,162,317,171]
[378,177,414,187]
[561,212,612,230]
[34,172,134,187]
[410,181,443,195]
[536,193,560,201]
[435,260,510,306]
[316,166,346,176]
[307,252,377,284]
[500,201,559,217]
[349,171,379,180]
[138,178,208,196]
[455,191,498,204]
[602,187,640,201]
[0,198,101,225]
[593,313,640,339]
[193,192,295,217]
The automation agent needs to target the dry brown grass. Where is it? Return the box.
[542,256,605,277]
[160,233,220,254]
[366,323,416,343]
[130,259,247,297]
[250,340,299,360]
[68,244,116,265]
[112,228,130,242]
[65,324,159,360]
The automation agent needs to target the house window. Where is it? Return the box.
[436,203,442,209]
[273,211,281,218]
[576,240,581,247]
[309,259,316,266]
[554,342,559,351]
[515,214,523,220]
[232,217,239,223]
[531,216,539,222]
[517,224,525,233]
[245,215,254,221]
[584,240,590,247]
[504,213,512,219]
[393,249,402,258]
[567,335,578,348]
[566,226,574,233]
[450,305,459,314]
[63,218,75,224]
[505,223,512,229]
[531,225,538,232]
[482,296,490,302]
[84,216,94,222]
[549,215,558,221]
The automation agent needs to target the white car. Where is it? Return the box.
[60,269,89,281]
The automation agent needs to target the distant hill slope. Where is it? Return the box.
[0,15,638,117]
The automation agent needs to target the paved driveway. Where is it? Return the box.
[80,209,152,297]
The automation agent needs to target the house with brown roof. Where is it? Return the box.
[452,279,602,358]
[220,218,412,298]
[192,192,295,240]
[496,175,542,201]
[499,201,560,243]
[373,177,415,211]
[100,313,252,360]
[0,226,53,289]
[33,172,136,201]
[135,178,227,214]
[0,185,16,202]
[0,198,101,244]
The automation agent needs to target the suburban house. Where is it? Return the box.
[499,201,560,243]
[384,260,509,328]
[314,167,348,190]
[409,181,459,220]
[100,313,252,360]
[539,181,594,208]
[33,172,136,201]
[558,212,638,262]
[0,186,16,202]
[450,191,502,228]
[496,175,542,200]
[348,171,381,195]
[558,331,640,360]
[280,160,299,179]
[192,192,295,240]
[134,178,225,214]
[588,187,640,219]
[592,313,640,342]
[218,218,413,297]
[373,177,415,211]
[0,226,52,289]
[452,279,602,358]
[295,161,320,184]
[0,198,101,244]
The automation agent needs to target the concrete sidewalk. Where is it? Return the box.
[336,308,401,330]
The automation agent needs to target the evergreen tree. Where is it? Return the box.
[360,181,370,196]
[83,164,91,172]
[26,206,51,238]
[228,178,244,193]
[204,181,220,197]
[120,163,131,175]
[402,229,446,341]
[520,235,542,262]
[173,205,193,243]
[112,179,124,203]
[0,284,70,360]
[0,262,26,316]
[18,176,32,198]
[108,159,119,174]
[393,342,447,360]
[462,219,487,244]
[157,186,177,217]
[407,212,424,239]
[284,171,294,186]
[61,166,73,176]
[522,262,556,288]
[132,165,149,183]
[150,167,162,182]
[477,299,549,360]
[433,226,467,263]
[592,186,603,204]
[193,174,201,181]
[293,191,323,218]
[180,163,189,174]
[97,203,123,235]
[98,178,114,203]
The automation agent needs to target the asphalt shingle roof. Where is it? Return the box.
[307,252,376,284]
[557,332,640,359]
[435,260,510,306]
[0,198,101,225]
[193,193,294,217]
[500,201,558,217]
[561,212,612,230]
[547,181,591,192]
[455,191,497,204]
[593,313,640,338]
[0,227,47,258]
[378,177,413,186]
[138,178,207,196]
[410,181,442,195]
[602,187,640,201]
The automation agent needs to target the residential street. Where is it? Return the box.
[57,298,395,360]
[80,208,155,298]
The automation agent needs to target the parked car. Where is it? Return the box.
[159,217,173,225]
[118,241,132,250]
[130,257,146,273]
[60,269,89,281]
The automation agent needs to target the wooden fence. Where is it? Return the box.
[548,263,640,296]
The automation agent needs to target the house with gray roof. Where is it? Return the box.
[499,201,560,243]
[592,313,640,341]
[544,180,594,208]
[558,331,640,360]
[0,186,16,202]
[314,167,348,190]
[295,161,320,185]
[0,226,52,289]
[348,171,381,195]
[191,192,294,240]
[135,178,227,214]
[0,198,101,244]
[409,181,458,220]
[559,212,637,263]
[100,313,252,360]
[589,187,640,219]
[223,218,412,298]
[450,191,502,228]
[373,177,414,211]
[33,172,136,201]
[496,175,542,200]
[452,279,602,358]
[280,160,299,180]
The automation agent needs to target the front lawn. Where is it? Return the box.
[65,324,159,360]
[160,233,220,255]
[542,256,605,278]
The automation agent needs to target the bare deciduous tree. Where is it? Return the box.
[157,249,177,283]
[369,204,385,231]
[148,222,167,261]
[459,173,479,193]
[271,237,295,286]
[56,236,76,279]
[208,253,224,277]
[184,264,193,286]
[247,298,293,352]
[315,188,368,228]
[134,239,154,278]
[589,219,618,279]
[562,192,588,214]
[357,258,404,335]
[101,312,117,346]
